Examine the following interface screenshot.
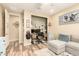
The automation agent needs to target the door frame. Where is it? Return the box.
[5,9,21,47]
[31,15,48,41]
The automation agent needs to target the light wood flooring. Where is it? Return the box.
[6,42,47,56]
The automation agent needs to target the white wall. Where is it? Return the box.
[0,6,5,36]
[51,4,79,41]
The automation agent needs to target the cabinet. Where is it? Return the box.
[0,37,6,56]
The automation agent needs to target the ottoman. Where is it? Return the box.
[66,41,79,56]
[48,40,66,55]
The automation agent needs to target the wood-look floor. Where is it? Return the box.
[6,43,47,56]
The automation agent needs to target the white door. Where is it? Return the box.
[9,15,19,42]
[5,9,20,47]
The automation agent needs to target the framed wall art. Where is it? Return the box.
[26,19,30,28]
[59,10,79,25]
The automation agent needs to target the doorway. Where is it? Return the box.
[5,9,20,54]
[9,15,19,42]
[31,15,47,44]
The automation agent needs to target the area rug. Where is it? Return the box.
[32,48,72,56]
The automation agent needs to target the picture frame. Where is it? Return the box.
[59,10,79,25]
[26,19,30,28]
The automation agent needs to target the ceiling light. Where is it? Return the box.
[50,9,54,13]
[40,3,50,9]
[41,3,50,5]
[49,9,54,15]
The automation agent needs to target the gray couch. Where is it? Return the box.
[48,33,79,56]
[65,38,79,56]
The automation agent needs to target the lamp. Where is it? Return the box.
[48,22,52,26]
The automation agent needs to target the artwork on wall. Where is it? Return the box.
[13,21,19,28]
[26,23,30,28]
[59,10,79,25]
[26,19,30,28]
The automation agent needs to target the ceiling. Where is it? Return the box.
[1,3,77,16]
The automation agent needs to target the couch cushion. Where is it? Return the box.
[59,33,71,42]
[48,40,66,54]
[48,40,66,49]
[71,37,79,43]
[66,41,79,50]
